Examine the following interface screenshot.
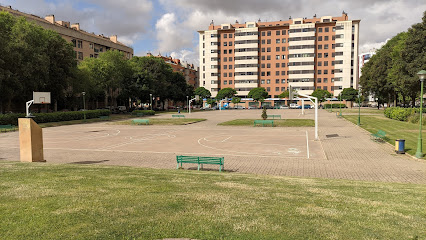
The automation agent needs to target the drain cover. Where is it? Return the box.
[326,134,339,138]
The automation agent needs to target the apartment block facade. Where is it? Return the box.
[1,5,133,61]
[147,53,199,88]
[199,13,359,99]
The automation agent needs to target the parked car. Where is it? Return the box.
[289,103,299,109]
[296,105,312,109]
[279,105,289,109]
[234,105,245,109]
[248,106,258,109]
[263,105,273,109]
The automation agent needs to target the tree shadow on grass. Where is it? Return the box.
[70,160,110,165]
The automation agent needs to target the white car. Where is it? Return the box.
[234,105,245,109]
[279,105,289,109]
[289,103,299,109]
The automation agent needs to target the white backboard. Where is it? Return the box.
[33,92,51,104]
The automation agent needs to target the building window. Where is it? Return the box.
[318,36,322,41]
[267,79,271,84]
[281,71,285,75]
[276,79,280,84]
[323,78,328,83]
[261,40,266,44]
[229,49,233,54]
[324,70,328,74]
[276,30,280,35]
[262,48,265,52]
[261,56,265,60]
[224,65,227,69]
[281,87,286,91]
[262,32,266,36]
[77,40,83,48]
[224,80,228,84]
[276,71,280,76]
[229,34,232,38]
[325,27,329,32]
[224,50,228,54]
[323,86,327,90]
[229,57,232,61]
[224,42,227,46]
[276,87,279,91]
[318,45,322,49]
[324,61,328,66]
[267,63,271,68]
[318,61,322,66]
[78,52,83,60]
[276,55,280,60]
[224,34,228,38]
[267,71,271,76]
[90,54,94,58]
[229,73,233,77]
[267,47,271,52]
[318,28,322,32]
[261,64,265,68]
[276,63,280,68]
[282,38,287,43]
[281,63,285,67]
[71,39,76,47]
[324,44,329,49]
[318,70,322,74]
[282,30,286,35]
[281,79,285,83]
[317,78,321,83]
[261,80,265,84]
[282,47,286,51]
[229,65,232,69]
[276,47,280,52]
[89,43,93,49]
[324,53,329,58]
[224,73,228,77]
[229,80,233,84]
[318,53,322,58]
[267,39,271,44]
[282,55,286,59]
[261,72,265,76]
[324,36,329,41]
[229,41,233,46]
[267,55,271,60]
[267,31,271,36]
[276,39,280,44]
[224,58,227,62]
[267,87,270,91]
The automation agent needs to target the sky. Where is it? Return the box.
[1,0,425,66]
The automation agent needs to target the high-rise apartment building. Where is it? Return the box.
[1,5,133,61]
[199,13,359,100]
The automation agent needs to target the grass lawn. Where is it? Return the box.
[328,108,384,114]
[218,119,315,127]
[0,162,424,239]
[343,114,426,157]
[112,118,206,125]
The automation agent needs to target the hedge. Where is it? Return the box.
[132,110,155,116]
[323,104,347,109]
[0,110,110,125]
[384,107,415,121]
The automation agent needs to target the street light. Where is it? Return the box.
[357,89,361,126]
[150,93,152,111]
[415,70,426,158]
[82,92,86,121]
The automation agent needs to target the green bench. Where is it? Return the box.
[176,155,224,172]
[99,116,110,121]
[172,114,185,118]
[371,130,386,141]
[0,124,16,132]
[254,120,274,127]
[267,115,281,119]
[132,119,149,125]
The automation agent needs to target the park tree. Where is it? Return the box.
[79,50,132,108]
[206,98,216,107]
[0,11,78,112]
[311,89,332,103]
[194,87,211,99]
[278,90,289,98]
[340,87,359,108]
[248,87,268,103]
[216,88,237,100]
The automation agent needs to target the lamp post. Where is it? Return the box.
[357,89,361,126]
[187,96,189,113]
[150,93,152,111]
[415,70,426,158]
[82,92,86,121]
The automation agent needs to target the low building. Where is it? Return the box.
[0,5,133,61]
[147,53,199,88]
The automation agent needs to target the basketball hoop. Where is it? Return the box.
[26,92,51,117]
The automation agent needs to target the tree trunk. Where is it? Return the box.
[104,90,109,109]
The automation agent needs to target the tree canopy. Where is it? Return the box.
[340,88,359,101]
[248,87,268,102]
[311,89,332,102]
[216,88,237,100]
[194,87,211,99]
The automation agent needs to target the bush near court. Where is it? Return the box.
[323,104,347,109]
[132,110,156,116]
[383,107,426,124]
[0,110,110,125]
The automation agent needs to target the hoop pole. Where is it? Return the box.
[26,100,34,118]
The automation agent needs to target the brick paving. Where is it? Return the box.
[0,109,425,184]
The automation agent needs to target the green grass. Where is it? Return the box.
[218,119,315,127]
[112,118,206,125]
[343,115,426,157]
[331,108,384,114]
[0,162,424,239]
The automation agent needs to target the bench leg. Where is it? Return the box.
[176,163,179,169]
[197,164,200,171]
[201,164,203,169]
[219,165,221,172]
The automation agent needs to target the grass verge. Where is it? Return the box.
[328,108,384,114]
[0,162,424,239]
[218,119,315,127]
[112,118,206,125]
[343,115,426,157]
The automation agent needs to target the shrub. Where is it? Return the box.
[0,110,111,125]
[384,107,415,121]
[132,110,155,116]
[407,113,420,124]
[261,107,267,120]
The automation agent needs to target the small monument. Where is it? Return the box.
[19,92,50,162]
[19,118,45,162]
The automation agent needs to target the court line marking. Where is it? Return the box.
[16,147,321,159]
[222,136,232,142]
[202,137,303,147]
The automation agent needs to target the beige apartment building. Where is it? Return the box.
[199,13,360,105]
[1,5,133,61]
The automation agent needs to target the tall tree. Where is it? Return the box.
[340,87,359,108]
[216,88,237,100]
[311,89,332,103]
[248,87,268,102]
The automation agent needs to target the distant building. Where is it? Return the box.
[147,53,199,88]
[0,5,133,61]
[199,13,360,104]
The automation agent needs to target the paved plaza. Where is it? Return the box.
[0,109,425,184]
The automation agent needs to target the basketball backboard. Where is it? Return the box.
[33,92,51,104]
[195,95,200,101]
